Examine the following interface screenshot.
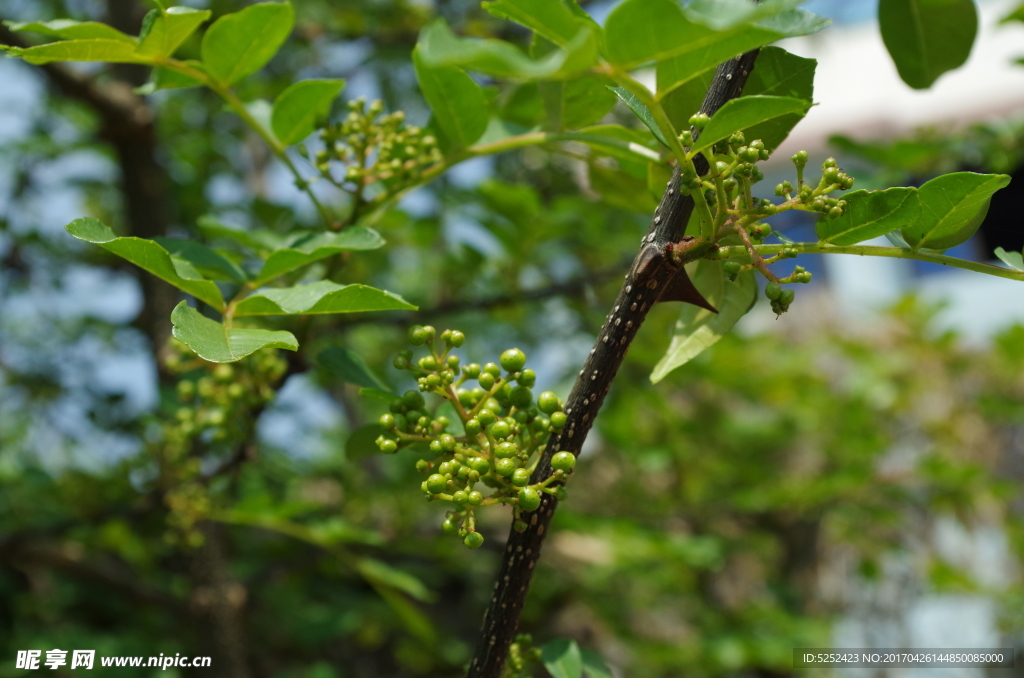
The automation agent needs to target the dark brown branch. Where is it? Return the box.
[465,50,763,678]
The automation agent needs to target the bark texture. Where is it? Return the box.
[466,49,763,678]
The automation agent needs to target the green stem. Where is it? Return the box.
[712,243,1024,282]
[603,66,688,163]
[156,58,335,228]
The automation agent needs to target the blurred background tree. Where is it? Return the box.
[1,1,1023,677]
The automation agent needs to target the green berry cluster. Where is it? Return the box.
[777,153,854,219]
[378,326,577,550]
[503,634,543,678]
[160,340,287,547]
[674,118,857,317]
[303,97,442,195]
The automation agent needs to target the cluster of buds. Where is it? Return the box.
[778,152,854,219]
[304,97,443,194]
[675,114,859,316]
[379,326,576,550]
[160,341,287,546]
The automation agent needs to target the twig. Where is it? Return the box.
[464,49,763,678]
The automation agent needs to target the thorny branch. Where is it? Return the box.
[465,49,764,678]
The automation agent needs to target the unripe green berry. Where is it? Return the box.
[478,409,497,427]
[402,390,425,410]
[537,392,560,414]
[379,413,395,429]
[418,355,438,371]
[452,490,468,504]
[531,416,550,433]
[393,414,408,431]
[828,206,843,220]
[792,150,809,165]
[509,386,533,409]
[393,355,409,370]
[689,112,710,129]
[467,491,484,506]
[439,434,456,452]
[495,458,516,477]
[822,156,837,169]
[723,261,742,276]
[489,420,512,439]
[495,442,518,459]
[517,369,536,387]
[483,362,501,378]
[512,469,531,486]
[441,517,459,534]
[478,373,495,390]
[378,438,398,454]
[466,418,482,436]
[463,532,484,549]
[409,326,428,346]
[464,363,481,379]
[467,456,490,473]
[425,374,441,388]
[500,348,527,373]
[551,451,576,472]
[823,167,841,184]
[446,355,461,370]
[779,289,795,306]
[389,398,404,413]
[426,474,447,494]
[550,412,567,429]
[518,487,541,512]
[449,330,465,347]
[765,281,782,300]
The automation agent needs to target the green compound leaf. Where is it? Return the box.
[685,0,803,29]
[542,639,583,678]
[154,238,247,282]
[901,172,1011,250]
[690,96,811,154]
[255,227,385,285]
[319,347,390,392]
[482,0,586,45]
[538,74,617,131]
[200,2,294,86]
[65,218,225,310]
[271,79,345,145]
[416,18,596,81]
[741,46,815,151]
[995,246,1024,271]
[170,302,297,363]
[412,47,489,152]
[879,0,977,90]
[5,19,136,42]
[651,261,757,383]
[605,0,690,69]
[607,0,825,76]
[580,651,615,678]
[816,187,921,246]
[234,280,415,317]
[5,39,149,65]
[609,87,672,149]
[135,7,211,58]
